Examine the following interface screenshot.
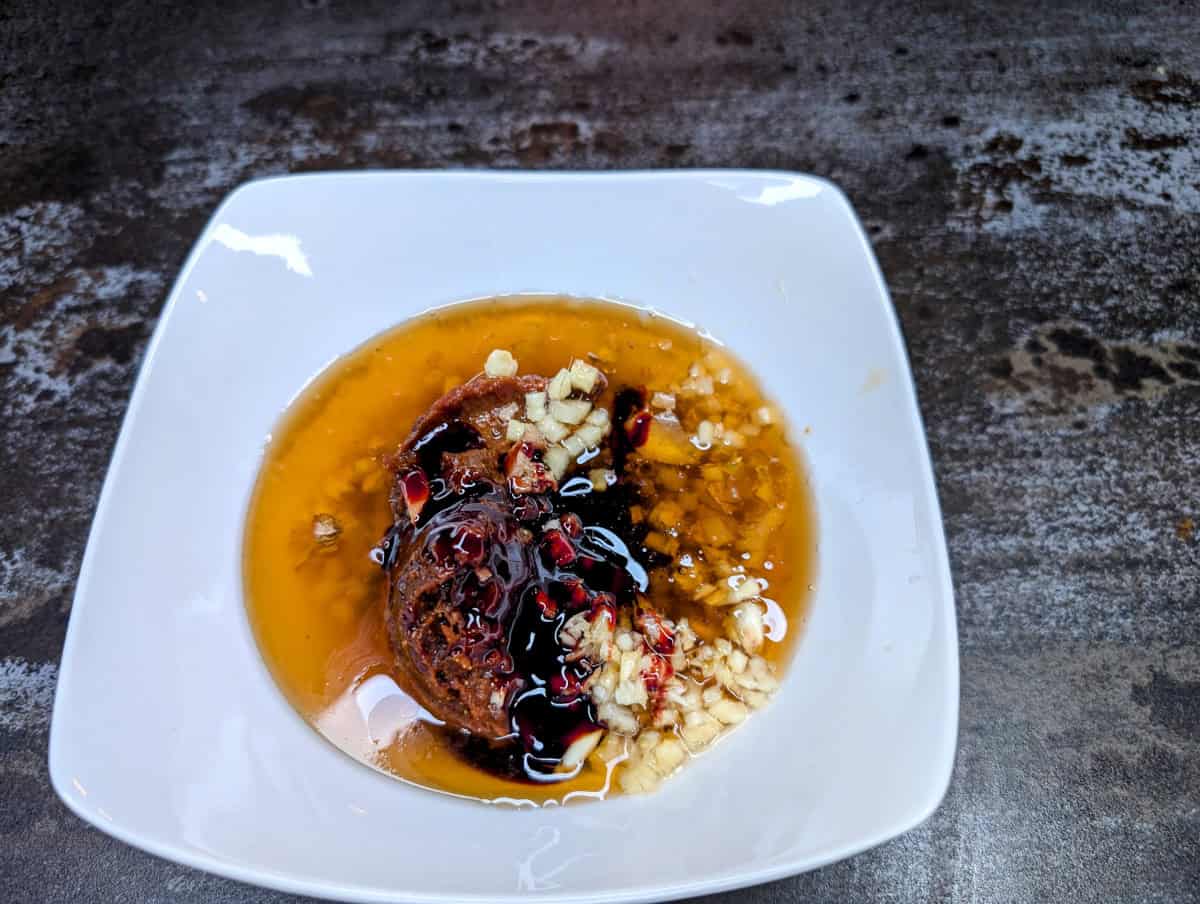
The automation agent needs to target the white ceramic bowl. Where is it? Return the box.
[50,170,958,903]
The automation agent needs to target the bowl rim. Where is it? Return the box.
[49,168,959,904]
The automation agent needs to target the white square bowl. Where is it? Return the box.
[49,171,958,903]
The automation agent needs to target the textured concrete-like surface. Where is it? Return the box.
[1,1,1198,902]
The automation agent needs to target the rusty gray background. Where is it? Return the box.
[1,1,1198,902]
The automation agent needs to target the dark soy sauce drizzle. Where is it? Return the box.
[411,420,484,475]
[377,403,653,783]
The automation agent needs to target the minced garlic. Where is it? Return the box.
[484,348,518,377]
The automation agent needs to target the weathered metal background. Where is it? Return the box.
[1,1,1197,901]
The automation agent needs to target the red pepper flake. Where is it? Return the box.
[557,576,590,609]
[400,469,429,523]
[640,652,673,696]
[534,589,557,619]
[451,525,486,564]
[505,442,557,494]
[431,532,454,564]
[549,669,585,700]
[625,410,653,448]
[542,528,577,566]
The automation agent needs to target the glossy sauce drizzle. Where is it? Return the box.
[381,418,646,781]
[243,296,816,805]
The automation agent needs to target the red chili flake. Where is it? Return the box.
[451,524,485,564]
[557,576,590,609]
[640,652,673,696]
[431,532,454,564]
[542,528,577,566]
[549,670,585,701]
[505,442,557,494]
[625,410,653,448]
[400,469,429,522]
[534,589,557,618]
[505,442,534,473]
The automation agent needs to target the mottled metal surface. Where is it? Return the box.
[2,0,1198,901]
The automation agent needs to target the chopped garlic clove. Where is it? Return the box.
[505,419,527,442]
[595,731,627,763]
[636,730,662,754]
[544,445,570,479]
[538,417,569,443]
[742,689,770,709]
[654,706,680,728]
[559,729,605,770]
[484,349,518,377]
[709,697,748,725]
[638,416,698,465]
[597,700,639,735]
[561,433,587,457]
[550,399,592,425]
[618,762,660,793]
[651,737,687,775]
[730,576,764,603]
[618,649,639,682]
[585,407,610,427]
[728,648,749,674]
[548,368,573,400]
[591,664,618,702]
[525,391,547,422]
[575,423,604,449]
[728,601,766,653]
[615,681,648,707]
[568,358,602,393]
[749,655,779,691]
[679,712,722,750]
